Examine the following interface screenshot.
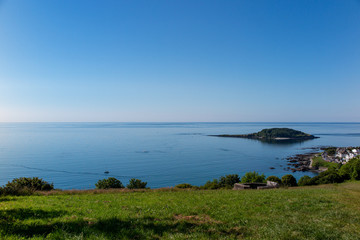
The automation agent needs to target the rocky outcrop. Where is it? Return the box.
[233,181,279,190]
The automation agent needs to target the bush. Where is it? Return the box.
[95,177,124,189]
[266,176,282,184]
[325,147,337,156]
[219,174,240,189]
[298,175,312,186]
[339,157,360,180]
[200,174,240,189]
[241,171,266,183]
[281,174,297,187]
[352,168,359,180]
[310,170,343,185]
[201,179,220,189]
[3,177,54,196]
[127,178,148,189]
[350,159,359,176]
[175,183,194,189]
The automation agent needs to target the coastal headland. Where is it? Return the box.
[286,146,360,173]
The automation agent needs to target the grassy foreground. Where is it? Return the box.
[1,182,360,239]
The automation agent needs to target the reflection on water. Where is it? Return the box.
[258,138,313,145]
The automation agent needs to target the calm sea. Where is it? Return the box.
[0,122,359,189]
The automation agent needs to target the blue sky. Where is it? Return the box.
[0,0,359,122]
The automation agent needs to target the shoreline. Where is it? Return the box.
[285,147,330,173]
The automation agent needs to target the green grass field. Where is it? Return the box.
[312,155,339,169]
[1,182,360,239]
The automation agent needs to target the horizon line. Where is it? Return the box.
[0,121,359,124]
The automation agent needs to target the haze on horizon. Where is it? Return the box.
[0,0,359,122]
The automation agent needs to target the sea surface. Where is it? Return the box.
[0,122,359,189]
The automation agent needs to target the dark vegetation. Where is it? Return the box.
[95,177,124,189]
[281,174,298,187]
[325,147,337,156]
[241,171,265,183]
[266,176,282,184]
[339,158,360,180]
[176,157,359,189]
[175,183,194,189]
[126,178,148,189]
[176,157,360,189]
[1,157,360,196]
[95,178,148,189]
[0,177,53,196]
[251,128,316,139]
[213,128,317,140]
[298,157,360,186]
[200,174,240,190]
[298,175,312,186]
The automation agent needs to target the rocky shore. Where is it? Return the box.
[286,152,318,172]
[285,146,330,173]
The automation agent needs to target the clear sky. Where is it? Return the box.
[0,0,359,122]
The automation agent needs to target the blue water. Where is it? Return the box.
[0,122,359,189]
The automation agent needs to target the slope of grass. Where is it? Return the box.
[1,182,360,239]
[312,155,339,169]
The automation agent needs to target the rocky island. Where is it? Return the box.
[211,128,318,141]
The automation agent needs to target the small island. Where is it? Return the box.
[210,128,318,141]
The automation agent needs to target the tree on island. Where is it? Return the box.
[212,128,318,141]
